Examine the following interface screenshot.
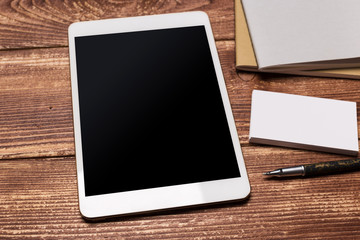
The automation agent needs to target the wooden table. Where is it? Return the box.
[1,0,359,239]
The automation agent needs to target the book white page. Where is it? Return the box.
[242,0,360,70]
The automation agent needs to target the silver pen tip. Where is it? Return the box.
[263,169,281,176]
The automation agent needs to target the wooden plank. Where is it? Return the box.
[0,47,74,159]
[0,0,234,50]
[1,43,360,160]
[0,156,359,239]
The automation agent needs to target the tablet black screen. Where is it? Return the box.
[75,26,241,196]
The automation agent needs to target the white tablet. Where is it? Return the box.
[68,11,250,219]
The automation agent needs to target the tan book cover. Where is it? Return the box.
[235,0,360,79]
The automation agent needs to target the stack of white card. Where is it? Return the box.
[249,90,359,156]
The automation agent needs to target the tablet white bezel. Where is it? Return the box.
[68,11,250,219]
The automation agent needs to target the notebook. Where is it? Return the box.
[235,0,360,79]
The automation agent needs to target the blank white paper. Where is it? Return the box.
[242,0,360,69]
[249,90,359,156]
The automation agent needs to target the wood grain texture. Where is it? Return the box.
[0,0,234,49]
[0,156,359,239]
[1,0,360,239]
[0,47,74,159]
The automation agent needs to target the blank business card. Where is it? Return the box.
[249,90,359,156]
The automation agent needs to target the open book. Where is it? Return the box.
[235,0,360,79]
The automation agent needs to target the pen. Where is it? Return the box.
[263,159,360,177]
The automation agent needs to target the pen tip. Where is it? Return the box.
[263,169,282,176]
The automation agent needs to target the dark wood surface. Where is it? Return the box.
[0,0,359,239]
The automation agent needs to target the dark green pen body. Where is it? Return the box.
[304,159,360,176]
